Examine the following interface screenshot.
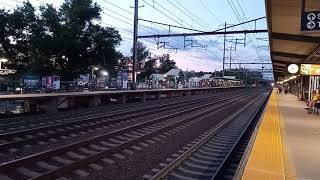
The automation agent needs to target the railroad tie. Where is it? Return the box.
[122,149,134,155]
[0,174,14,180]
[52,156,74,164]
[130,131,144,136]
[89,144,108,151]
[78,148,98,155]
[130,146,142,151]
[146,140,156,144]
[37,141,46,145]
[74,169,89,177]
[142,174,152,179]
[159,163,168,167]
[49,138,58,142]
[23,144,33,148]
[66,151,87,159]
[88,163,103,171]
[151,137,161,141]
[17,167,41,177]
[25,135,34,138]
[112,153,125,160]
[13,137,24,141]
[124,133,139,138]
[99,141,117,147]
[108,138,125,144]
[151,168,160,172]
[101,158,115,164]
[55,177,70,180]
[36,161,58,170]
[37,132,48,136]
[116,135,131,141]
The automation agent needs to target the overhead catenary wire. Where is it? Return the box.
[142,0,223,56]
[225,0,264,62]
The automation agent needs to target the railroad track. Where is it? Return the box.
[0,89,248,133]
[0,90,253,157]
[146,91,269,180]
[0,94,211,130]
[0,91,257,180]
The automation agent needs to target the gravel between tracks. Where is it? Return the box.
[67,95,257,180]
[0,93,240,163]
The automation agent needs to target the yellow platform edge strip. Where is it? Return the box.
[241,90,296,180]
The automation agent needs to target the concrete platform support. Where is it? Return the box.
[89,96,100,107]
[24,99,30,113]
[142,93,147,102]
[121,95,127,104]
[155,92,161,100]
[186,91,191,96]
[167,91,174,98]
[43,98,58,113]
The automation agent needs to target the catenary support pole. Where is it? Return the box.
[132,0,139,83]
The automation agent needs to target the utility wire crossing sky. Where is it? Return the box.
[0,0,271,74]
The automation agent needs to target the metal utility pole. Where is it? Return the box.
[132,0,139,83]
[222,22,226,77]
[229,46,232,69]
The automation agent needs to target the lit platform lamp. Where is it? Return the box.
[101,70,109,90]
[0,58,17,92]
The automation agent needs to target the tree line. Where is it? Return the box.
[0,0,178,82]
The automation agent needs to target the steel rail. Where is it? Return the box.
[0,91,248,151]
[150,93,266,179]
[29,92,257,180]
[0,92,255,180]
[211,91,271,179]
[1,89,247,132]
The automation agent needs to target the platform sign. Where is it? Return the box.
[301,11,320,31]
[300,64,320,75]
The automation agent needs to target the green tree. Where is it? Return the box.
[131,41,149,69]
[142,56,157,79]
[158,54,177,74]
[0,0,122,80]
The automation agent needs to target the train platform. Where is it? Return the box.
[241,90,320,180]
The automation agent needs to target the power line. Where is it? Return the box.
[101,0,134,16]
[225,0,263,61]
[142,0,223,59]
[166,0,213,30]
[198,0,223,24]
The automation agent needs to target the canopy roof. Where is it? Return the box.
[165,69,181,76]
[265,0,320,79]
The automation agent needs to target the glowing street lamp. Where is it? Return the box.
[0,58,8,69]
[101,71,108,76]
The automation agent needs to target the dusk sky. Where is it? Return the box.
[0,0,271,75]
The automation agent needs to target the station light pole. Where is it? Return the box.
[101,70,109,89]
[91,67,99,90]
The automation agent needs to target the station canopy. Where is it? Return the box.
[265,0,320,79]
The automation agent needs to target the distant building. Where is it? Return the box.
[189,74,212,88]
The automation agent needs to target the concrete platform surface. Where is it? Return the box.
[279,94,320,180]
[242,92,320,180]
